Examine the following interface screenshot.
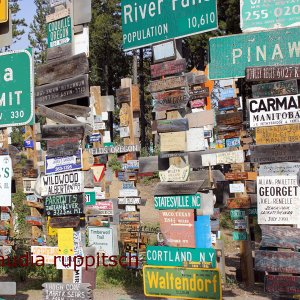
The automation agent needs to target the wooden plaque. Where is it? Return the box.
[47,43,73,62]
[157,118,188,133]
[227,198,251,209]
[160,131,186,152]
[265,275,300,295]
[154,181,204,196]
[152,90,189,112]
[186,110,215,128]
[49,216,80,228]
[216,111,243,126]
[148,75,187,93]
[42,124,86,140]
[151,58,186,78]
[116,87,131,103]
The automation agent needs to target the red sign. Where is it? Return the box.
[159,210,195,248]
[91,164,105,183]
[190,98,206,108]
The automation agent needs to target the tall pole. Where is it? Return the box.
[139,48,146,149]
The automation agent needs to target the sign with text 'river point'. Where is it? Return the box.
[0,50,34,127]
[154,194,201,210]
[143,266,221,300]
[209,27,300,80]
[122,0,217,50]
[47,16,72,48]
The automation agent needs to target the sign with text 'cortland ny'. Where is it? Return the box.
[122,0,217,50]
[209,26,300,80]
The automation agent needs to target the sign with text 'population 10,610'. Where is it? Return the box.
[0,50,34,127]
[121,0,217,50]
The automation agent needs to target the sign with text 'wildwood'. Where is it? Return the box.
[157,118,188,133]
[250,143,300,163]
[88,144,140,155]
[265,274,300,295]
[35,75,89,106]
[209,27,300,80]
[248,94,300,128]
[42,124,86,140]
[44,194,84,217]
[152,90,189,112]
[146,246,216,268]
[154,194,201,210]
[256,124,300,145]
[41,171,84,196]
[148,75,187,93]
[143,266,221,300]
[154,181,204,196]
[159,165,189,182]
[151,59,186,78]
[252,79,298,98]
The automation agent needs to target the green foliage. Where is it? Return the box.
[9,0,27,44]
[108,154,122,172]
[11,127,24,150]
[220,210,234,230]
[140,173,159,186]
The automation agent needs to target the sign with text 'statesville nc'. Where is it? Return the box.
[122,0,217,50]
[154,194,201,210]
[209,27,300,80]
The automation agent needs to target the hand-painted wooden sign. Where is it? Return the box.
[35,75,89,106]
[116,87,131,103]
[159,165,189,182]
[119,189,138,197]
[257,176,300,225]
[218,98,240,111]
[26,216,43,226]
[88,144,140,155]
[186,128,205,152]
[227,197,250,209]
[190,98,206,108]
[157,118,188,133]
[248,94,300,128]
[246,65,300,81]
[259,162,300,176]
[216,111,243,126]
[151,58,186,78]
[250,143,300,163]
[41,171,84,196]
[154,194,201,210]
[160,131,186,152]
[148,75,187,93]
[44,194,84,217]
[260,225,300,249]
[154,181,204,196]
[256,124,300,145]
[265,275,300,295]
[85,201,113,216]
[119,212,140,223]
[186,110,215,128]
[152,90,189,112]
[86,215,109,227]
[42,124,86,140]
[225,172,257,181]
[118,197,141,205]
[201,150,244,167]
[252,79,298,98]
[47,138,79,158]
[49,216,80,228]
[189,87,209,99]
[255,250,300,273]
[159,210,195,248]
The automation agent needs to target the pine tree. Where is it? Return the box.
[9,0,27,43]
[28,0,50,64]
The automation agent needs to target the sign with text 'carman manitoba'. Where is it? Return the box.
[146,246,216,268]
[0,155,12,206]
[0,50,34,127]
[208,27,300,80]
[47,16,72,48]
[40,171,84,196]
[121,0,217,50]
[88,144,140,155]
[154,194,201,210]
[143,266,221,300]
[257,176,300,225]
[248,94,300,128]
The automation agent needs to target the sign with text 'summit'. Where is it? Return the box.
[121,0,217,50]
[209,27,300,80]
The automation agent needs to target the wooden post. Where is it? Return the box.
[90,86,103,148]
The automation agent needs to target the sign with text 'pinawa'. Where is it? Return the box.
[154,194,201,210]
[159,165,189,182]
[148,75,187,93]
[152,90,189,112]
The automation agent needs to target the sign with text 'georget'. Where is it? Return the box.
[122,0,217,50]
[0,50,34,127]
[209,27,300,80]
[47,16,72,48]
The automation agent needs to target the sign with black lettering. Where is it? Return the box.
[252,80,298,98]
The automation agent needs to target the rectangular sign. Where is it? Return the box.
[187,110,215,128]
[259,162,300,176]
[42,124,85,140]
[0,156,12,206]
[88,144,140,155]
[118,197,141,205]
[216,111,243,126]
[209,27,300,80]
[47,16,72,48]
[122,0,217,50]
[230,209,246,220]
[31,246,59,265]
[248,94,300,128]
[186,128,205,152]
[257,176,300,224]
[143,266,221,300]
[85,201,113,216]
[159,165,189,182]
[229,183,245,193]
[154,181,204,196]
[160,131,186,152]
[157,118,189,133]
[151,59,186,78]
[154,194,201,210]
[252,80,298,98]
[148,75,187,93]
[88,227,114,256]
[256,124,300,145]
[47,138,79,158]
[152,90,189,112]
[41,171,84,196]
[265,274,300,295]
[227,198,250,209]
[119,189,138,198]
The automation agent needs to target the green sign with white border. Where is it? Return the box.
[47,16,72,48]
[154,194,201,210]
[84,191,96,206]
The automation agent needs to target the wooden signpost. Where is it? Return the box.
[151,58,186,78]
[154,181,204,196]
[42,124,86,140]
[152,90,189,112]
[157,118,188,133]
[148,75,187,93]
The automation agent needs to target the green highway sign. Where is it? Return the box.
[143,266,222,300]
[209,27,300,80]
[47,16,72,48]
[154,194,201,210]
[0,50,34,128]
[241,0,300,32]
[146,246,216,268]
[232,231,247,241]
[122,0,217,50]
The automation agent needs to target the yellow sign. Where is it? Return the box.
[47,217,57,236]
[58,228,74,256]
[256,124,300,145]
[0,0,8,23]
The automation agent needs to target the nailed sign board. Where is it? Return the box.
[248,94,300,128]
[88,227,114,256]
[41,171,84,196]
[229,184,245,194]
[159,210,195,248]
[259,162,300,176]
[256,124,300,145]
[85,201,113,216]
[31,246,59,265]
[116,87,131,103]
[252,79,298,98]
[216,111,243,126]
[118,197,141,205]
[257,176,300,224]
[154,194,201,210]
[209,27,300,80]
[47,16,72,48]
[42,124,86,140]
[227,197,250,209]
[47,138,79,158]
[0,156,12,206]
[119,189,138,198]
[148,75,187,93]
[154,181,204,196]
[201,150,244,167]
[49,216,80,228]
[160,131,186,152]
[250,143,300,163]
[157,118,188,133]
[138,156,158,173]
[151,59,186,78]
[186,128,205,151]
[152,90,189,112]
[265,274,300,295]
[186,110,215,128]
[159,165,189,182]
[44,194,84,217]
[143,266,221,300]
[88,144,140,155]
[46,8,70,23]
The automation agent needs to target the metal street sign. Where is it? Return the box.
[47,16,72,48]
[209,27,300,80]
[122,0,217,50]
[0,50,34,127]
[154,194,201,210]
[241,0,300,32]
[0,0,8,23]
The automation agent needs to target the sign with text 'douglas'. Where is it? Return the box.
[122,0,217,50]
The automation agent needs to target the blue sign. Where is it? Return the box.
[24,140,34,149]
[220,88,235,100]
[226,137,240,148]
[89,134,101,143]
[45,150,82,175]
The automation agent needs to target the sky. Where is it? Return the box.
[13,0,36,50]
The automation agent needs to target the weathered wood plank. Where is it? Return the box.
[138,156,158,173]
[186,110,215,128]
[35,74,89,106]
[160,131,186,152]
[151,58,186,78]
[189,87,209,99]
[216,111,243,126]
[260,225,300,249]
[116,87,131,103]
[154,181,204,196]
[49,216,80,228]
[148,75,187,93]
[157,118,188,133]
[152,90,189,112]
[36,53,89,86]
[47,43,72,62]
[42,124,86,140]
[265,275,300,295]
[46,8,70,23]
[227,197,251,209]
[51,103,91,117]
